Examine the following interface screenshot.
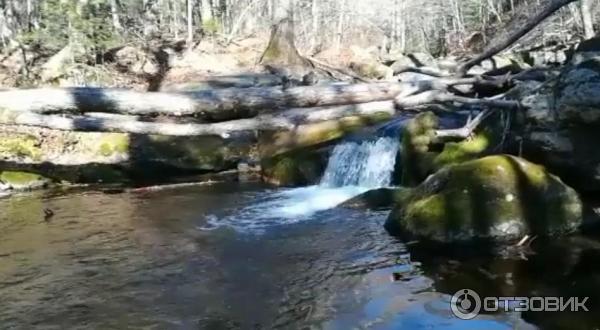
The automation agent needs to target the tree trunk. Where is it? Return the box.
[0,101,397,137]
[581,0,595,39]
[335,0,346,49]
[259,0,307,67]
[457,0,579,75]
[110,0,123,31]
[0,84,415,120]
[311,0,318,49]
[187,0,194,46]
[200,0,212,23]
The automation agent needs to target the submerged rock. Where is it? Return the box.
[385,155,582,243]
[339,188,400,210]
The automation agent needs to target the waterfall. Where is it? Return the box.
[203,136,401,232]
[320,137,399,188]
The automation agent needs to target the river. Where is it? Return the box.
[1,135,599,329]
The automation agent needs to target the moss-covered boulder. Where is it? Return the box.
[385,155,582,243]
[0,171,51,191]
[261,149,326,187]
[0,125,256,185]
[397,112,438,186]
[397,112,497,186]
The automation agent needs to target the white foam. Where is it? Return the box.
[202,136,400,233]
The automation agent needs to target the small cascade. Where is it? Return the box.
[319,137,399,188]
[203,135,401,232]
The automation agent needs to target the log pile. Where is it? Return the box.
[0,0,577,140]
[0,74,522,139]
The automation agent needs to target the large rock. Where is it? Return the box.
[0,171,50,191]
[0,125,253,184]
[260,148,326,187]
[113,46,159,76]
[385,155,582,243]
[349,61,393,80]
[555,56,600,125]
[513,40,600,192]
[396,112,498,186]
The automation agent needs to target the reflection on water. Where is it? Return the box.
[0,183,599,329]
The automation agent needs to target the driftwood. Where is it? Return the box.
[435,109,496,139]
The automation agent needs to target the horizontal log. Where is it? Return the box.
[395,90,521,109]
[0,101,397,137]
[0,83,414,121]
[160,74,283,92]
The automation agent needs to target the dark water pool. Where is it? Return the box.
[0,183,598,329]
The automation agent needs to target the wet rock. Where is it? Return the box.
[339,188,402,210]
[385,155,582,243]
[261,149,326,187]
[0,125,253,185]
[0,171,50,191]
[396,112,498,186]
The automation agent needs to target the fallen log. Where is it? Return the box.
[457,0,578,75]
[160,74,283,92]
[0,84,417,121]
[395,90,521,110]
[0,101,397,137]
[435,109,496,139]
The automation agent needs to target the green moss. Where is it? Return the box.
[0,134,42,160]
[0,171,50,190]
[386,155,582,242]
[261,39,282,63]
[400,112,439,186]
[95,134,129,157]
[261,150,325,187]
[0,171,45,185]
[398,111,504,186]
[260,113,392,157]
[142,135,231,170]
[433,133,491,170]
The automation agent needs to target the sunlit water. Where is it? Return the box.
[2,185,600,329]
[203,137,399,233]
[1,131,599,329]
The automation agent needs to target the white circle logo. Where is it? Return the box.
[451,289,481,320]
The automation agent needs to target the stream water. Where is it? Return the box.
[1,134,600,329]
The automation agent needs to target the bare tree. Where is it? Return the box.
[187,0,193,46]
[110,0,123,31]
[581,0,595,39]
